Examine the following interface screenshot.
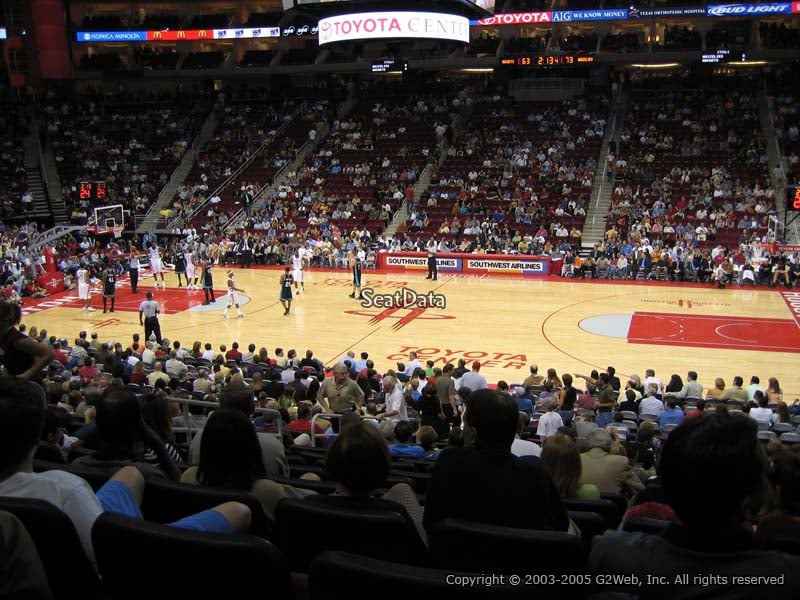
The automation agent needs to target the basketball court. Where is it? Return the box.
[21,265,800,398]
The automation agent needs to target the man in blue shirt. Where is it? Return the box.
[514,387,534,415]
[659,398,685,429]
[388,421,427,459]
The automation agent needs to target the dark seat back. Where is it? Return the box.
[274,496,428,571]
[310,550,580,600]
[563,498,622,529]
[0,496,102,600]
[91,512,290,599]
[430,518,587,574]
[140,477,272,538]
[568,510,608,544]
[599,491,629,518]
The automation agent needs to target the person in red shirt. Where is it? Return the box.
[225,342,243,363]
[78,357,98,384]
[52,341,70,366]
[683,399,706,421]
[287,403,324,436]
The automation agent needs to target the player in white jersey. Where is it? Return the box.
[148,244,167,289]
[291,247,308,294]
[185,250,198,290]
[76,266,95,311]
[222,270,245,318]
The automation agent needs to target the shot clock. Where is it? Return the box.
[790,186,800,211]
[77,182,107,202]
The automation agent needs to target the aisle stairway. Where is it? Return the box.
[580,90,630,253]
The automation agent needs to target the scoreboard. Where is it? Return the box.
[77,182,107,202]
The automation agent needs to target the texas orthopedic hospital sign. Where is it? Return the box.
[318,11,470,45]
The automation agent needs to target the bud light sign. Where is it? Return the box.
[707,3,792,16]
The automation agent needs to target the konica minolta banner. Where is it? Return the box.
[706,3,794,16]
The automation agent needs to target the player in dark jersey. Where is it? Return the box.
[102,264,117,313]
[174,246,187,288]
[348,253,363,299]
[280,267,294,316]
[201,260,216,305]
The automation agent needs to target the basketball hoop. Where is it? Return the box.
[87,225,124,238]
[88,205,126,239]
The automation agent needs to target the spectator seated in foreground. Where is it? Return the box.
[0,378,250,568]
[588,413,800,599]
[423,388,569,535]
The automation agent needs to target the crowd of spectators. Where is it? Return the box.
[233,82,459,244]
[39,86,213,227]
[1,301,800,594]
[407,92,603,252]
[171,91,331,233]
[610,87,771,254]
[0,101,30,219]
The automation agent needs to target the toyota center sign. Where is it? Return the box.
[318,11,470,45]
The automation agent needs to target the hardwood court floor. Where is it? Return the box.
[22,266,800,398]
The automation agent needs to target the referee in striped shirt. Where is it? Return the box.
[139,292,162,345]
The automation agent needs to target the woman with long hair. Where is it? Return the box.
[141,392,184,463]
[776,402,791,424]
[324,421,425,543]
[707,377,726,400]
[129,361,146,385]
[190,341,202,359]
[665,374,684,395]
[250,371,264,396]
[540,433,600,500]
[258,347,270,363]
[181,408,285,519]
[546,368,563,389]
[767,378,784,404]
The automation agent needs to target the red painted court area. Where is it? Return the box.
[627,311,800,353]
[110,287,227,314]
[21,284,228,316]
